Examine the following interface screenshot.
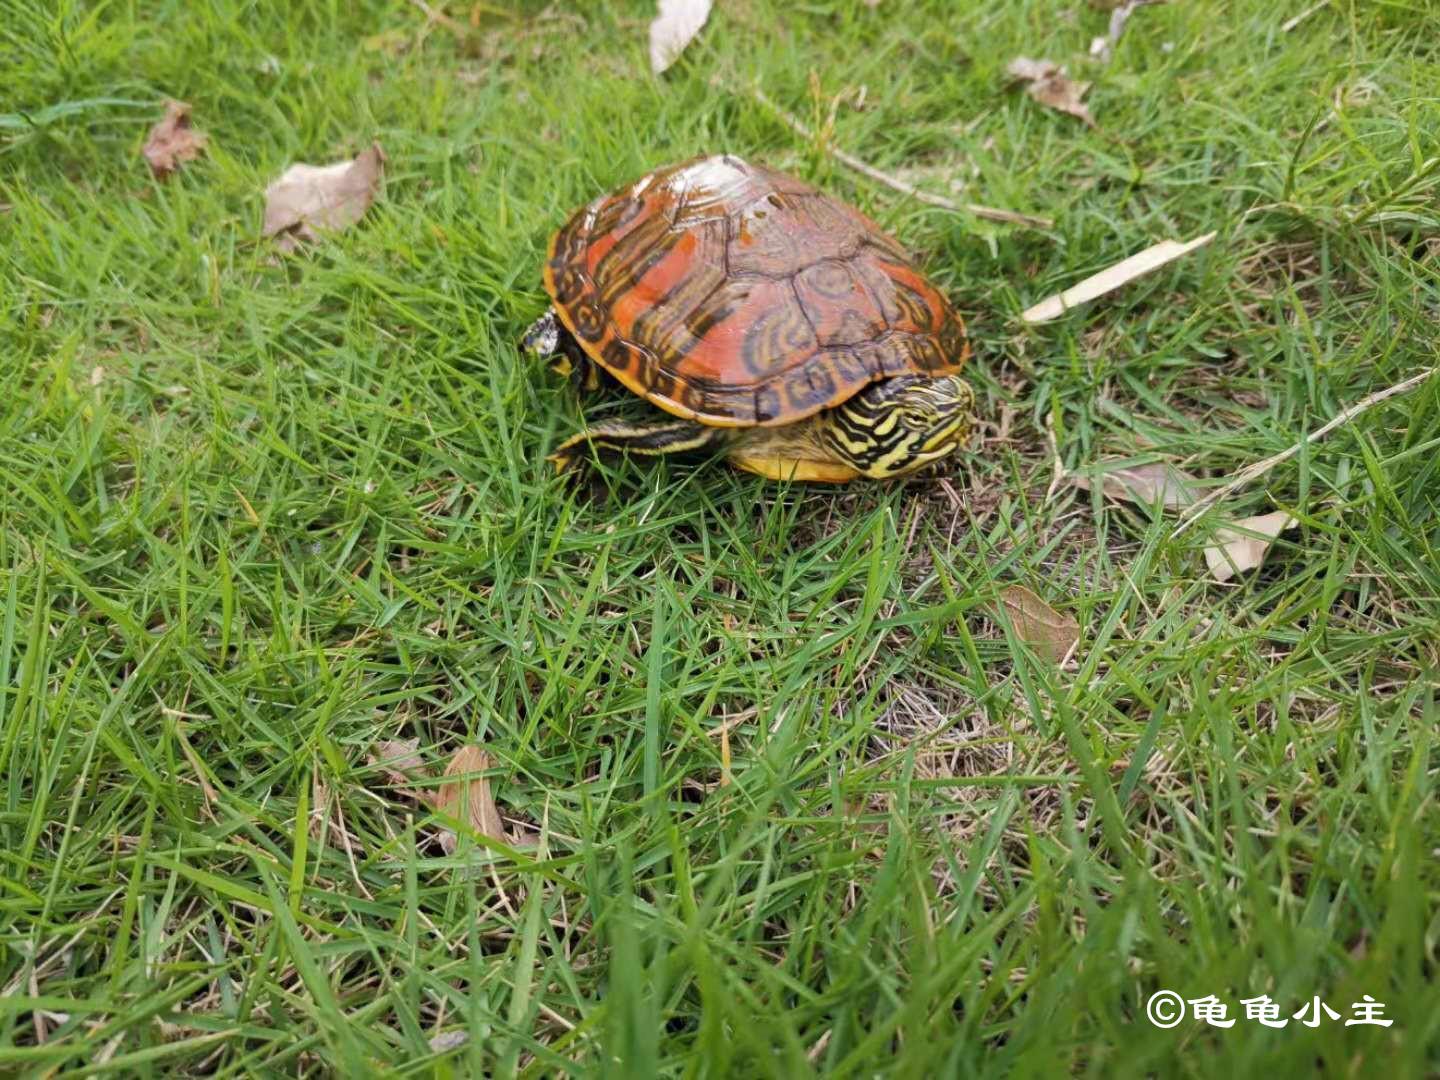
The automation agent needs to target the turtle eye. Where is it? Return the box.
[898,408,932,429]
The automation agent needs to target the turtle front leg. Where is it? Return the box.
[549,419,723,473]
[522,308,603,392]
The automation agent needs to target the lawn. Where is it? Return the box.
[2,0,1438,1074]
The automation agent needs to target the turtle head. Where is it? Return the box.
[822,375,975,479]
[521,309,562,356]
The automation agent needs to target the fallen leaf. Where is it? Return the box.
[429,1031,469,1053]
[1203,511,1295,583]
[434,744,506,854]
[1075,462,1198,509]
[1020,231,1216,323]
[369,737,433,800]
[143,100,207,178]
[1006,57,1058,81]
[310,770,330,840]
[174,723,219,816]
[1006,57,1095,127]
[1337,77,1381,111]
[262,142,385,250]
[719,721,732,787]
[994,585,1080,663]
[842,795,890,842]
[649,0,712,75]
[232,485,261,527]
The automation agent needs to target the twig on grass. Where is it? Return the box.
[1282,0,1331,33]
[1090,0,1166,64]
[1043,412,1069,503]
[727,80,1054,229]
[408,0,467,36]
[707,707,757,738]
[1020,232,1216,323]
[1173,366,1439,535]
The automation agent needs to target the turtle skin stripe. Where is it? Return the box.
[542,154,968,428]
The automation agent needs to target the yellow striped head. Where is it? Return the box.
[822,376,974,479]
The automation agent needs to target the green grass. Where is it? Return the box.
[2,0,1438,1074]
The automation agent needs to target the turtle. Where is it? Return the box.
[523,153,975,482]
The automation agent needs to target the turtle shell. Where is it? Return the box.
[543,154,969,428]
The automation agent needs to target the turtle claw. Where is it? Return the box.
[546,444,584,475]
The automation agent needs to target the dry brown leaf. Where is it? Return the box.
[429,1031,469,1053]
[310,770,331,841]
[1020,231,1216,323]
[649,0,712,75]
[369,737,434,801]
[1006,57,1095,127]
[232,485,261,527]
[262,142,385,250]
[1203,511,1295,583]
[434,744,506,854]
[174,724,219,816]
[994,585,1080,663]
[143,100,208,178]
[1006,57,1059,81]
[1075,462,1198,509]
